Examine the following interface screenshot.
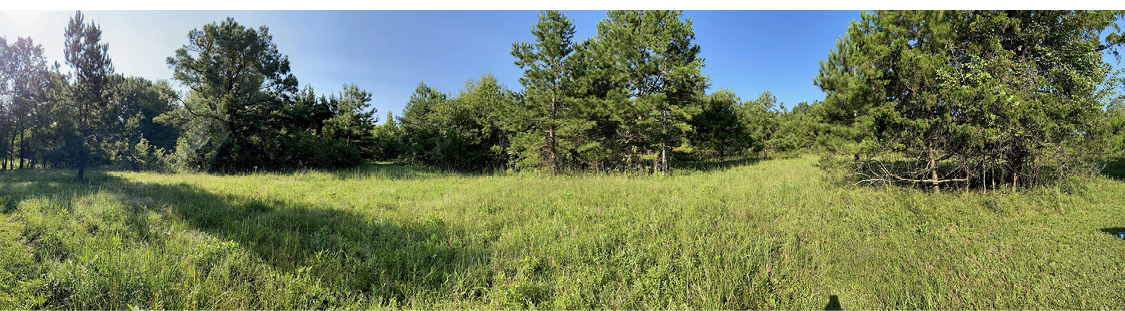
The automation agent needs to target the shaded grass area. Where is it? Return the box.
[0,169,483,309]
[2,157,1125,309]
[672,156,762,172]
[1102,157,1125,180]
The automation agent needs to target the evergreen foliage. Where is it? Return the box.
[508,10,585,174]
[689,88,746,162]
[398,75,512,171]
[63,11,115,179]
[593,10,708,174]
[818,10,1125,190]
[165,17,299,172]
[0,10,1122,188]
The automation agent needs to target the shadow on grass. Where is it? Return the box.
[824,295,842,310]
[1101,158,1125,181]
[673,157,763,173]
[1,168,492,306]
[1098,227,1125,238]
[322,157,770,180]
[324,162,501,181]
[0,168,118,213]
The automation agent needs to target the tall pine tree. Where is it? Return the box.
[595,10,708,173]
[166,17,299,171]
[509,10,586,174]
[63,11,114,179]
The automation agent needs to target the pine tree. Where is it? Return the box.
[744,91,781,160]
[825,10,1124,190]
[63,11,114,179]
[691,88,746,162]
[508,10,582,174]
[166,17,299,171]
[398,82,447,166]
[323,84,377,157]
[813,23,882,156]
[595,10,708,173]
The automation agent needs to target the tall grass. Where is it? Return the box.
[1,156,1123,309]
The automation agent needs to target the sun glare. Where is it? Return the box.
[0,11,48,34]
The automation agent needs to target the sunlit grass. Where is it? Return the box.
[2,156,1124,309]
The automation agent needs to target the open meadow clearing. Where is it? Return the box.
[2,156,1124,309]
[5,8,1125,310]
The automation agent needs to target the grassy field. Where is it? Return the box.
[2,156,1124,309]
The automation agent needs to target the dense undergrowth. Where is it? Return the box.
[1,156,1124,309]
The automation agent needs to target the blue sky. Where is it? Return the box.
[0,10,861,123]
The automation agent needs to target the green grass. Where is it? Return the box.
[2,156,1124,309]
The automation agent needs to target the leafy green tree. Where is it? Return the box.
[370,111,403,161]
[0,37,7,169]
[398,75,512,171]
[36,69,75,169]
[105,75,179,171]
[258,84,370,170]
[743,91,781,159]
[690,88,746,162]
[440,74,512,171]
[0,37,53,169]
[828,10,1124,191]
[166,17,298,172]
[63,11,114,179]
[1105,98,1125,161]
[769,101,820,156]
[398,82,448,166]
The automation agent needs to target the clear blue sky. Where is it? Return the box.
[0,10,862,123]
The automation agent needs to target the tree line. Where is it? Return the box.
[2,10,1125,190]
[0,12,382,177]
[377,10,828,174]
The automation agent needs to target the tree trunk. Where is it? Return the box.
[19,131,25,169]
[660,110,668,174]
[981,162,987,194]
[8,131,15,170]
[929,139,939,192]
[1017,150,1026,187]
[77,133,87,180]
[661,144,667,174]
[549,94,558,175]
[761,133,771,160]
[548,126,557,175]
